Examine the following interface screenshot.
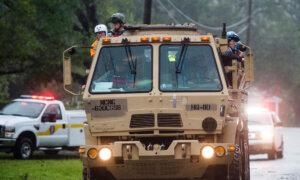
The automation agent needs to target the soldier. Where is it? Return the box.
[223,31,244,62]
[107,13,126,37]
[90,24,108,58]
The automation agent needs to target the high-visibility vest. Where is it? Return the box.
[90,40,99,58]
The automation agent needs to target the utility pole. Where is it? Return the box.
[246,0,252,45]
[143,0,152,24]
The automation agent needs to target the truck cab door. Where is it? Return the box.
[38,104,68,147]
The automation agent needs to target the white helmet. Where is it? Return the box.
[94,24,107,34]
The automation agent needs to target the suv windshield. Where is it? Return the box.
[159,45,222,92]
[89,45,152,93]
[0,101,45,118]
[248,113,273,125]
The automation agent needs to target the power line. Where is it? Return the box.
[156,0,179,24]
[237,25,249,34]
[166,0,262,31]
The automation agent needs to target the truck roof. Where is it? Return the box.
[14,98,62,105]
[124,24,203,36]
[14,95,63,105]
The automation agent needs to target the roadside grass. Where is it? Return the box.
[0,151,82,180]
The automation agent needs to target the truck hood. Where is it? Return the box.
[0,115,37,126]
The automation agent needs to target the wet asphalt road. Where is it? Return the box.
[250,128,300,180]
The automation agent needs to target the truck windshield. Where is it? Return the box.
[248,113,273,125]
[0,101,45,118]
[89,45,152,93]
[159,45,222,92]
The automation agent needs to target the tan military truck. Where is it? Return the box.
[63,24,253,180]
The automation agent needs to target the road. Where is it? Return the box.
[250,128,300,180]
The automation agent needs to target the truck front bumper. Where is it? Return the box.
[81,140,235,179]
[0,138,16,151]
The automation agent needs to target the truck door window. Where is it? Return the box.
[43,104,62,121]
[159,44,222,92]
[89,45,152,93]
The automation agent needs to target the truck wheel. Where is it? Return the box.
[229,130,250,180]
[242,126,250,180]
[13,138,34,159]
[83,167,88,180]
[277,151,283,159]
[43,150,59,155]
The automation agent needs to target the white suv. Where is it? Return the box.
[248,109,284,159]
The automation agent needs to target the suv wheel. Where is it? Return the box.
[277,151,283,159]
[14,138,34,159]
[267,152,276,160]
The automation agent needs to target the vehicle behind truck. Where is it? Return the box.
[63,24,254,179]
[0,95,86,159]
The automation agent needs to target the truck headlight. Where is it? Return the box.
[5,126,15,133]
[201,146,214,159]
[4,126,15,138]
[99,148,112,161]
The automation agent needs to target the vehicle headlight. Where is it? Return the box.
[99,148,112,161]
[260,130,273,141]
[5,126,15,133]
[4,126,15,138]
[201,146,214,159]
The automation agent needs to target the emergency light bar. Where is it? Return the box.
[20,95,55,100]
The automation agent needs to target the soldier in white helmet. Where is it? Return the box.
[90,24,108,58]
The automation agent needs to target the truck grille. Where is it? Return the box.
[0,125,4,137]
[130,114,155,128]
[157,113,182,127]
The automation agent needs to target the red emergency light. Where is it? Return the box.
[20,95,55,100]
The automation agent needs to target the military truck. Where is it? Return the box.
[63,24,253,180]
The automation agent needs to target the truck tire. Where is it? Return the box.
[13,137,34,159]
[229,129,250,180]
[242,124,250,180]
[229,136,243,180]
[43,150,59,155]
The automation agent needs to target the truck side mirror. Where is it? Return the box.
[63,45,91,96]
[68,47,76,55]
[63,56,72,86]
[41,114,57,123]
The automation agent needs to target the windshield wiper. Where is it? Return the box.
[175,38,190,87]
[123,39,137,87]
[11,113,24,117]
